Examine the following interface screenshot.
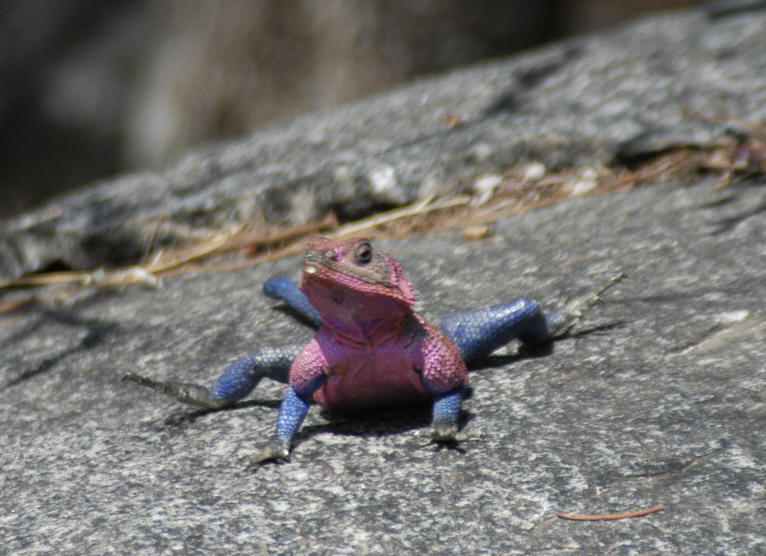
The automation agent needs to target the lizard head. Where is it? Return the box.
[300,237,417,322]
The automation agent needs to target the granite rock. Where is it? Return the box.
[2,6,766,553]
[2,176,766,552]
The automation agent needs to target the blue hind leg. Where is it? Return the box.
[124,345,300,408]
[438,298,550,363]
[439,273,623,363]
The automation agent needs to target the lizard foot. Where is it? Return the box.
[431,422,458,442]
[426,422,467,453]
[548,272,625,337]
[244,438,291,466]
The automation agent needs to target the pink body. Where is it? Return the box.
[288,237,467,411]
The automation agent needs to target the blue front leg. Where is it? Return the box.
[263,276,322,327]
[247,374,327,464]
[430,386,466,441]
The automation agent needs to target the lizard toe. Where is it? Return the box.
[244,438,291,466]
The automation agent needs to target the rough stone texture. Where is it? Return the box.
[2,176,766,553]
[3,6,766,276]
[3,5,766,554]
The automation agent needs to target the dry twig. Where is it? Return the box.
[557,503,665,521]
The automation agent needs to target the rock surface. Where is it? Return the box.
[3,6,766,554]
[3,177,766,552]
[3,6,766,276]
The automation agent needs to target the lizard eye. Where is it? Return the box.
[354,242,373,265]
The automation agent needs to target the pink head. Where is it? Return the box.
[300,237,417,327]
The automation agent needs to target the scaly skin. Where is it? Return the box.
[248,237,469,463]
[124,237,622,465]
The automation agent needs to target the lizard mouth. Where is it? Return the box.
[303,263,319,275]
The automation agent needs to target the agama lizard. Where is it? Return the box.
[125,237,621,464]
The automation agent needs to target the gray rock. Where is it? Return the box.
[4,7,766,276]
[2,176,766,553]
[3,6,766,553]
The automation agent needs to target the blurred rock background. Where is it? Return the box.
[0,0,699,218]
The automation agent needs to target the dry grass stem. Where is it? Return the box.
[557,503,665,521]
[1,120,764,312]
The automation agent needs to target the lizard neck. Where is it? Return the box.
[323,313,413,349]
[306,281,414,347]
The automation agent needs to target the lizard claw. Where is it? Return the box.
[431,422,459,443]
[244,438,291,466]
[427,425,467,454]
[122,371,151,385]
